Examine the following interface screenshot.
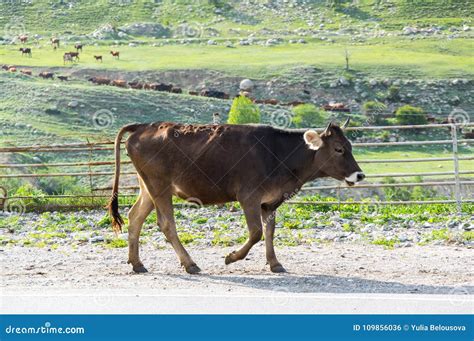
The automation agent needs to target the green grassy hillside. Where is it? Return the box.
[1,0,472,36]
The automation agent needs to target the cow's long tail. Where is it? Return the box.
[107,123,142,234]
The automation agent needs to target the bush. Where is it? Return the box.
[292,104,330,128]
[227,96,260,124]
[387,85,400,101]
[395,105,427,125]
[362,100,387,124]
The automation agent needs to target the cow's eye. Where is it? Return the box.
[335,147,344,154]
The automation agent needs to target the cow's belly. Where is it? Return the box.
[171,183,235,205]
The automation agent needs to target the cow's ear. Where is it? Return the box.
[304,130,323,150]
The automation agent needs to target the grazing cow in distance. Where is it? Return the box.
[149,83,173,92]
[8,67,17,72]
[74,43,83,52]
[67,52,80,61]
[322,103,350,112]
[20,69,32,75]
[57,76,68,81]
[128,81,144,89]
[107,119,365,274]
[88,77,111,85]
[51,37,60,49]
[188,91,199,96]
[19,47,32,57]
[143,83,152,90]
[94,55,103,62]
[18,35,28,44]
[255,98,279,105]
[1,65,9,71]
[111,79,127,88]
[39,72,54,79]
[284,100,305,107]
[110,51,120,59]
[63,53,73,64]
[200,89,230,99]
[171,87,182,94]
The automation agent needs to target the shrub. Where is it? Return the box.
[227,96,260,124]
[362,100,387,124]
[395,105,427,125]
[292,104,330,128]
[387,85,400,101]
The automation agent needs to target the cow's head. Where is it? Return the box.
[304,119,365,186]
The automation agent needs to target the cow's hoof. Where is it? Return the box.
[132,265,148,273]
[224,252,236,265]
[270,264,287,273]
[185,264,201,274]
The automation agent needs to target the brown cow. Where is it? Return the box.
[188,91,199,96]
[39,72,54,79]
[19,47,32,57]
[149,83,173,92]
[20,69,32,75]
[171,87,182,94]
[88,77,111,85]
[284,101,305,107]
[128,81,144,89]
[63,53,73,64]
[8,67,16,72]
[74,43,83,52]
[94,55,103,62]
[322,103,350,112]
[255,98,279,105]
[111,79,127,88]
[200,89,230,99]
[110,51,120,59]
[51,37,60,49]
[107,119,364,274]
[18,35,28,44]
[67,52,79,61]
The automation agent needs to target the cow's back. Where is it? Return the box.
[125,122,304,204]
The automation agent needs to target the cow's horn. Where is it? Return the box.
[341,117,350,129]
[322,121,333,135]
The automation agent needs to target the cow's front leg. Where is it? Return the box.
[225,200,263,265]
[261,207,285,273]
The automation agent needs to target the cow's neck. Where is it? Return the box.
[278,133,324,187]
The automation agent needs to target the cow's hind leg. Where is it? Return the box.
[153,190,200,274]
[127,181,154,273]
[261,207,285,273]
[225,201,263,265]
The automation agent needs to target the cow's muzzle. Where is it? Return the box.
[344,172,365,186]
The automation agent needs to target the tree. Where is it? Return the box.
[227,96,260,124]
[292,104,330,128]
[344,48,350,70]
[395,105,427,125]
